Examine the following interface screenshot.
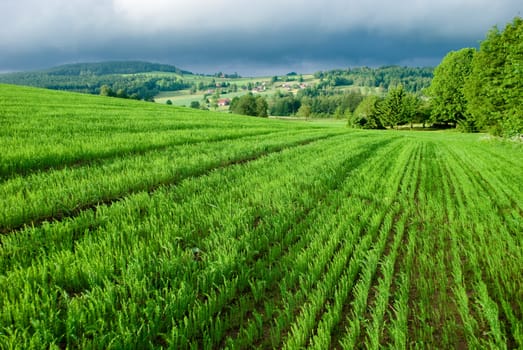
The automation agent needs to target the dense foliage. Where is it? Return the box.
[314,66,433,92]
[0,84,521,349]
[349,95,383,129]
[348,86,428,130]
[266,66,431,120]
[466,17,523,136]
[229,94,269,117]
[377,85,417,128]
[430,17,523,136]
[428,48,476,128]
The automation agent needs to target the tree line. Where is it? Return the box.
[349,86,431,129]
[314,66,433,93]
[0,72,191,101]
[229,79,430,127]
[226,66,433,120]
[429,17,522,137]
[284,16,521,136]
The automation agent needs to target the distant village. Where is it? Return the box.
[204,80,309,108]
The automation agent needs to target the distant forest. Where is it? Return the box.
[0,62,433,102]
[313,66,433,92]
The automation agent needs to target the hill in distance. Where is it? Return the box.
[0,61,434,111]
[42,61,193,76]
[0,61,197,101]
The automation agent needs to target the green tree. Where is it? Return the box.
[334,106,344,120]
[465,17,523,136]
[230,94,268,117]
[270,92,300,116]
[116,89,128,99]
[166,99,173,105]
[502,17,523,136]
[403,93,421,128]
[99,85,115,97]
[429,48,475,127]
[416,99,433,128]
[296,103,312,119]
[378,85,409,129]
[256,96,268,117]
[349,95,383,129]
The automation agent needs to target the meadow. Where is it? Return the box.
[0,83,521,349]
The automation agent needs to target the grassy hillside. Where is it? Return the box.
[0,83,327,181]
[0,84,521,349]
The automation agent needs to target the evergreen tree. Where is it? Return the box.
[378,85,408,129]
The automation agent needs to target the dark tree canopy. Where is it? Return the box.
[230,94,268,117]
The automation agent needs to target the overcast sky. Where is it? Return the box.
[0,0,521,75]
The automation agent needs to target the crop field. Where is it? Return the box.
[0,84,522,349]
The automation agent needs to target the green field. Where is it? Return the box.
[0,84,522,349]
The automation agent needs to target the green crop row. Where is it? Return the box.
[0,85,521,349]
[0,128,344,232]
[1,83,313,179]
[1,131,521,349]
[1,133,396,348]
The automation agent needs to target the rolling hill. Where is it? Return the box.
[0,61,194,100]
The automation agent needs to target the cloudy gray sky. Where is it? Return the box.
[0,0,521,75]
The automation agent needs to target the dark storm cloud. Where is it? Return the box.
[0,0,521,74]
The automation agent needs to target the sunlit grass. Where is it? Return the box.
[0,84,521,349]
